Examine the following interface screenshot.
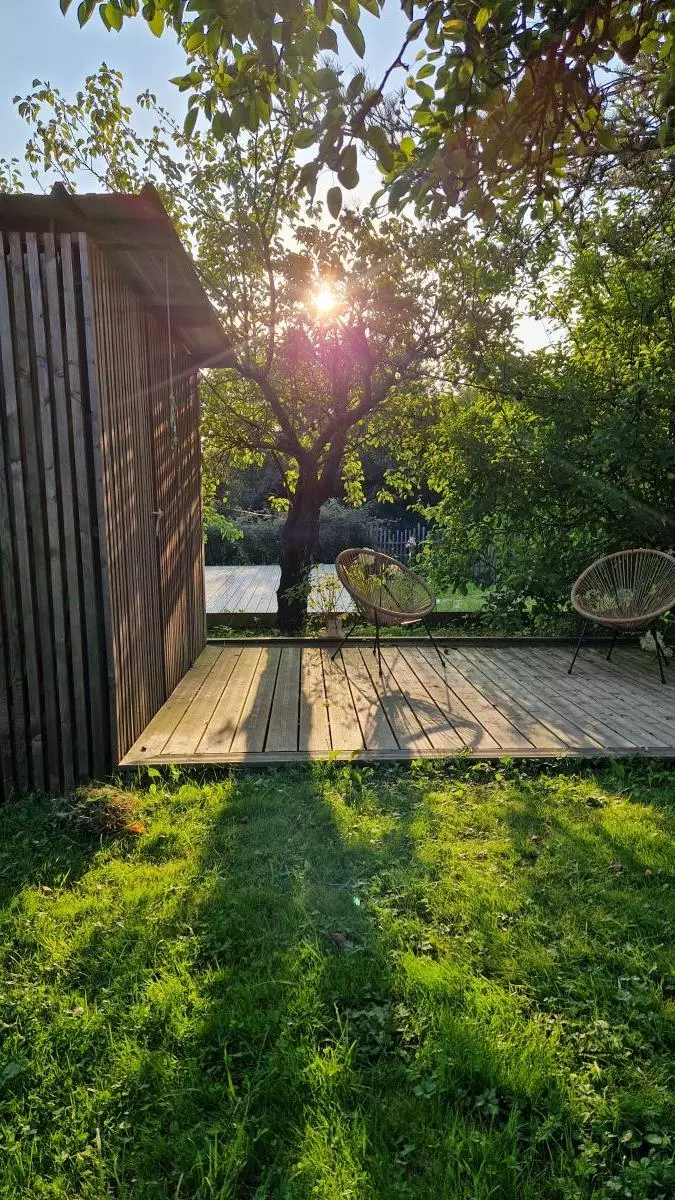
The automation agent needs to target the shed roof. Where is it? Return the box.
[0,184,230,367]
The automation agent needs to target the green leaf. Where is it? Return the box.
[315,67,340,92]
[346,71,366,103]
[342,20,366,58]
[387,175,409,211]
[183,107,198,139]
[299,161,319,193]
[318,28,339,53]
[77,0,96,25]
[314,0,329,20]
[458,59,474,85]
[399,135,414,159]
[338,143,359,189]
[475,8,491,33]
[596,124,619,151]
[60,0,74,13]
[406,18,425,40]
[186,31,205,52]
[0,1061,25,1086]
[326,185,342,219]
[148,8,164,37]
[294,127,319,149]
[211,110,228,140]
[366,125,394,171]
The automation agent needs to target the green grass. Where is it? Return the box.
[0,760,673,1199]
[436,583,488,612]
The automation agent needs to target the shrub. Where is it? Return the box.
[205,500,381,566]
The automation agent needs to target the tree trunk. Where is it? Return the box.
[277,472,322,633]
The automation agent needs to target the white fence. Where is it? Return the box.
[366,523,428,563]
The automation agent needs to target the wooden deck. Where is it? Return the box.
[120,640,675,765]
[205,565,352,615]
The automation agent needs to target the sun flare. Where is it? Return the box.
[312,284,337,315]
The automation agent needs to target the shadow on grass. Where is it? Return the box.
[0,759,673,1199]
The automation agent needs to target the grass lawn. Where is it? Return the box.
[436,583,487,612]
[0,760,673,1199]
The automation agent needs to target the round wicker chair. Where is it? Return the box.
[332,548,443,672]
[568,548,675,683]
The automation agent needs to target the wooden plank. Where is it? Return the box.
[230,646,281,753]
[0,234,30,790]
[495,648,641,749]
[60,235,105,777]
[127,645,223,758]
[212,565,260,613]
[9,232,61,789]
[581,645,675,699]
[43,232,89,780]
[321,649,365,751]
[527,646,675,745]
[26,234,74,787]
[266,646,301,752]
[358,647,430,752]
[444,646,570,751]
[199,646,262,754]
[338,647,397,750]
[507,647,667,747]
[449,646,580,750]
[81,234,126,764]
[162,646,239,756]
[252,566,278,613]
[416,646,533,751]
[299,647,331,752]
[400,646,499,752]
[205,568,227,604]
[383,647,465,751]
[120,745,675,767]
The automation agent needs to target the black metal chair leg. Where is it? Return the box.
[606,629,618,662]
[654,631,668,684]
[374,611,382,674]
[330,613,360,661]
[422,617,447,668]
[568,621,587,675]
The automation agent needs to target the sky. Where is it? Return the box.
[0,0,549,349]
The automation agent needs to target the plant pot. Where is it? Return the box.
[323,615,343,639]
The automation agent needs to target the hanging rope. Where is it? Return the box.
[165,253,178,450]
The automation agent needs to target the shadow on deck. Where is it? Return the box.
[120,640,675,765]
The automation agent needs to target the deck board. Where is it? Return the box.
[205,565,353,615]
[266,646,301,752]
[121,640,675,765]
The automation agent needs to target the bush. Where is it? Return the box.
[205,500,381,566]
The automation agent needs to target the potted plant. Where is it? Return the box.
[309,572,346,638]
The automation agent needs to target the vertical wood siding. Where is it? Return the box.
[0,231,205,799]
[0,232,110,797]
[86,241,204,762]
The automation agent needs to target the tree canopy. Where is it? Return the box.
[55,1,675,221]
[11,65,513,626]
[385,155,675,628]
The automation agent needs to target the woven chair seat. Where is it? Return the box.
[571,549,675,630]
[336,548,435,626]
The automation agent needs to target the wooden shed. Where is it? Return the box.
[0,185,229,799]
